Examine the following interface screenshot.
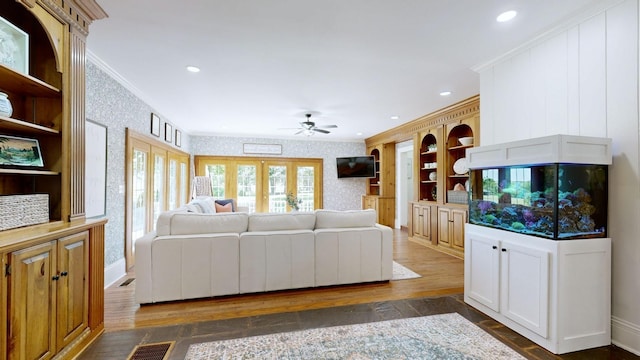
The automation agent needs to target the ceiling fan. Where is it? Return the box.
[285,113,338,136]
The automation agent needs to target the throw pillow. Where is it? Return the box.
[215,202,233,213]
[214,199,236,212]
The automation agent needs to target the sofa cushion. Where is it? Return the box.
[155,208,190,235]
[215,198,236,212]
[189,197,217,213]
[156,212,249,236]
[314,209,376,229]
[215,202,233,212]
[248,212,316,232]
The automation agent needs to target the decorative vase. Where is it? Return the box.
[0,92,12,117]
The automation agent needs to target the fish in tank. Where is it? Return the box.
[468,163,607,240]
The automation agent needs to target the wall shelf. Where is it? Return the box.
[0,64,60,97]
[0,116,59,135]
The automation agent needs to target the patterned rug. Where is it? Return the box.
[392,261,421,280]
[184,313,526,359]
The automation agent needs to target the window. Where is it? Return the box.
[195,156,323,213]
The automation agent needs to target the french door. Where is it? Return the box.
[195,156,322,213]
[125,129,190,270]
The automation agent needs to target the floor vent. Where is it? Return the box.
[127,341,174,360]
[120,278,135,287]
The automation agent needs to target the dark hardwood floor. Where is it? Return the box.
[79,229,638,360]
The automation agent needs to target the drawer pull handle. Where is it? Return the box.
[52,275,60,281]
[492,246,497,249]
[60,271,68,276]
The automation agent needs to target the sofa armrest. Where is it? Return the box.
[375,223,394,280]
[135,231,157,304]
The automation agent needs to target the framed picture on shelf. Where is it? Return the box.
[0,134,43,167]
[0,16,29,74]
[175,129,181,147]
[150,113,160,137]
[165,123,172,142]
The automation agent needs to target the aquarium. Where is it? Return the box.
[468,163,608,240]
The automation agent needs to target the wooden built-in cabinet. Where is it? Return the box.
[363,143,395,227]
[366,95,479,258]
[0,1,107,359]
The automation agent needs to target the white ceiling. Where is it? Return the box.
[87,0,605,141]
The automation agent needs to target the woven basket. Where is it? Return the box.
[447,190,468,205]
[0,194,49,231]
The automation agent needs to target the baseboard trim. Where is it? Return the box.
[612,315,640,355]
[104,258,126,288]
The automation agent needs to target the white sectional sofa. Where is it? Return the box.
[135,208,393,304]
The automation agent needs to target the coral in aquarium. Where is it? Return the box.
[470,186,601,239]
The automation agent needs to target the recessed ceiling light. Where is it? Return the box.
[390,116,399,120]
[356,132,363,136]
[496,10,517,23]
[186,65,201,73]
[440,91,452,96]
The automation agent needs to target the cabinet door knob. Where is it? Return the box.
[52,275,60,281]
[60,271,68,276]
[501,248,507,252]
[492,245,497,249]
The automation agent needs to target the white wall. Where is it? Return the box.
[395,140,413,228]
[476,0,639,354]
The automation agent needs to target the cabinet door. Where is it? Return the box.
[8,241,57,360]
[56,232,89,350]
[411,204,423,236]
[450,209,467,250]
[501,242,549,338]
[421,205,431,239]
[437,208,450,246]
[465,234,500,312]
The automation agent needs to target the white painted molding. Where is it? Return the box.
[612,316,640,355]
[472,0,625,72]
[104,257,127,288]
[87,50,160,117]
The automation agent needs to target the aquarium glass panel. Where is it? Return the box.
[469,163,607,240]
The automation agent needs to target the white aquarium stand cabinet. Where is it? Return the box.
[464,134,612,354]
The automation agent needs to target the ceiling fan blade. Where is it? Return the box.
[294,129,305,135]
[316,124,338,129]
[313,128,330,134]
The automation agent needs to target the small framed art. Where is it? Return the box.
[175,129,181,147]
[0,16,29,74]
[150,113,160,137]
[0,134,43,167]
[165,123,173,142]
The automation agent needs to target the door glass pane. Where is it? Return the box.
[153,154,165,228]
[297,166,314,211]
[132,149,147,248]
[237,165,256,212]
[206,164,226,198]
[168,159,177,210]
[269,165,287,212]
[180,162,187,204]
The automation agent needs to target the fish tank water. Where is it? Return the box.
[468,163,608,240]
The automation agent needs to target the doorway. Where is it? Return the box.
[395,140,414,229]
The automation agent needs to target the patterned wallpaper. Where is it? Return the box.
[86,61,367,267]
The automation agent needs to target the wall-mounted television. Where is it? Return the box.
[336,156,376,178]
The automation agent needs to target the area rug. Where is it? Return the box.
[392,261,421,280]
[184,312,526,359]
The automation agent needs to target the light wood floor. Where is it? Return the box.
[104,229,464,332]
